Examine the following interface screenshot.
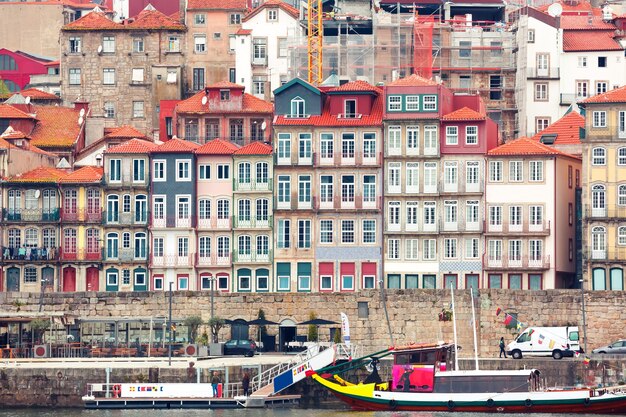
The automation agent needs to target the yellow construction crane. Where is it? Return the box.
[307,0,323,85]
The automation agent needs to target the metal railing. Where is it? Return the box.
[61,248,103,261]
[232,215,273,228]
[3,208,60,222]
[2,246,60,261]
[102,211,149,225]
[102,247,147,262]
[61,208,102,223]
[584,248,626,262]
[311,195,382,211]
[150,254,195,267]
[232,250,273,263]
[104,174,149,186]
[196,253,231,266]
[233,179,273,192]
[484,220,551,235]
[483,254,551,269]
[526,67,560,79]
[196,216,231,229]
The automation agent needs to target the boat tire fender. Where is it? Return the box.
[448,400,455,410]
[487,398,495,407]
[584,397,591,406]
[525,399,532,408]
[389,399,397,410]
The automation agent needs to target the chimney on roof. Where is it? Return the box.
[179,0,186,25]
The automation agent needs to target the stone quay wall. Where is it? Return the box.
[2,289,624,355]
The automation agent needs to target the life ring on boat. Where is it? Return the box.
[448,400,456,410]
[112,384,121,398]
[524,399,532,408]
[584,397,591,406]
[389,399,397,410]
[487,398,495,407]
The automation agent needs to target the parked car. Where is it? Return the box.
[224,339,257,357]
[592,340,626,354]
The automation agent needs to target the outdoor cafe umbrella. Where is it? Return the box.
[297,318,338,342]
[247,318,279,347]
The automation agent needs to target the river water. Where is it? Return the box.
[0,410,614,417]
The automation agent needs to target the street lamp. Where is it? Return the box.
[580,278,588,354]
[168,281,173,366]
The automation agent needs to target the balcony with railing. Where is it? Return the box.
[314,151,382,167]
[103,248,147,262]
[232,250,273,263]
[61,208,102,223]
[312,195,382,211]
[585,247,626,262]
[440,178,484,194]
[104,174,149,187]
[440,218,483,233]
[151,253,195,268]
[102,211,149,226]
[60,248,103,261]
[484,220,551,235]
[526,67,560,79]
[233,215,272,229]
[484,254,551,270]
[1,246,60,262]
[3,208,60,222]
[196,216,231,230]
[233,179,273,192]
[195,252,231,267]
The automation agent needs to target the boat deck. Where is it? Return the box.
[83,395,301,409]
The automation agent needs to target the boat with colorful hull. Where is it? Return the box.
[308,343,626,414]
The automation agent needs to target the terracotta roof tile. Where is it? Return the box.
[581,85,626,104]
[236,28,253,35]
[28,145,57,157]
[386,74,439,87]
[206,81,245,89]
[0,104,34,119]
[105,138,159,154]
[560,15,616,30]
[196,138,240,155]
[60,166,103,183]
[0,88,60,101]
[531,112,584,145]
[0,128,28,140]
[176,90,273,114]
[7,166,68,183]
[169,11,180,21]
[328,80,382,94]
[234,141,272,155]
[154,137,200,153]
[104,125,148,140]
[275,94,383,127]
[563,30,622,51]
[127,8,186,30]
[62,11,121,30]
[0,137,16,150]
[442,106,486,121]
[187,0,248,10]
[488,137,579,159]
[243,0,298,22]
[30,106,81,148]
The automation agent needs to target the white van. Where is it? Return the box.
[506,326,580,360]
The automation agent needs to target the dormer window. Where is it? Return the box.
[291,96,305,117]
[220,90,230,101]
[388,95,401,111]
[344,100,356,118]
[267,9,278,21]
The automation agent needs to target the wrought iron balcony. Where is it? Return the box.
[3,208,60,222]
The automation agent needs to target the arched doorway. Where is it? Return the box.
[230,319,249,341]
[279,319,297,352]
[63,266,76,292]
[86,267,99,291]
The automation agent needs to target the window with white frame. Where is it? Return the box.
[103,68,115,85]
[444,200,458,224]
[133,159,145,182]
[444,238,457,259]
[509,239,521,261]
[341,220,355,243]
[446,126,458,145]
[406,163,419,192]
[424,201,436,226]
[320,175,333,204]
[103,101,115,118]
[217,164,230,179]
[362,219,376,243]
[619,227,626,245]
[388,163,401,191]
[488,239,502,261]
[529,161,543,181]
[466,161,479,187]
[530,205,543,226]
[593,111,607,128]
[277,219,290,248]
[230,13,241,24]
[131,38,143,53]
[199,164,210,180]
[363,175,376,203]
[388,239,400,259]
[489,206,502,226]
[388,96,401,111]
[619,185,626,206]
[341,175,355,202]
[466,200,479,224]
[153,160,165,181]
[423,239,436,260]
[298,219,311,249]
[320,219,333,243]
[290,97,305,117]
[109,159,121,182]
[536,118,550,133]
[405,95,419,111]
[465,126,478,144]
[509,161,523,182]
[102,36,115,53]
[132,101,144,118]
[596,81,608,95]
[407,126,419,151]
[69,36,81,53]
[592,147,606,165]
[194,34,206,53]
[510,206,522,226]
[278,175,291,203]
[444,161,458,187]
[267,8,278,21]
[466,238,479,259]
[388,126,401,153]
[423,95,437,111]
[168,36,180,52]
[363,133,376,158]
[176,160,191,181]
[529,239,542,261]
[69,68,81,85]
[534,83,548,101]
[194,13,206,25]
[406,239,419,260]
[424,125,438,153]
[320,133,333,159]
[489,161,502,182]
[388,201,400,228]
[578,56,587,68]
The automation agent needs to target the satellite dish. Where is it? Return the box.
[34,190,41,198]
[97,45,103,54]
[79,108,85,117]
[25,96,31,105]
[547,3,563,17]
[78,116,84,126]
[201,96,208,105]
[261,121,267,131]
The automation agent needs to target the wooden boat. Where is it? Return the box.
[308,342,626,414]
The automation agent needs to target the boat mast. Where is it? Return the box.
[451,287,459,371]
[470,287,479,370]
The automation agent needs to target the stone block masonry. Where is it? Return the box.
[1,289,623,356]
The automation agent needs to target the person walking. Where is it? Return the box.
[211,371,221,397]
[242,371,250,397]
[499,337,507,358]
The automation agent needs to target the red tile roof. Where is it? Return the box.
[104,125,148,140]
[442,106,485,121]
[169,11,180,21]
[28,145,57,157]
[488,137,579,159]
[275,94,383,127]
[0,88,60,101]
[105,138,158,154]
[30,106,81,148]
[236,28,253,35]
[234,141,272,155]
[531,111,584,145]
[560,15,616,30]
[206,81,245,89]
[386,74,439,87]
[195,138,240,155]
[176,90,273,114]
[563,30,622,51]
[127,8,186,30]
[537,0,593,13]
[243,0,299,22]
[62,11,121,30]
[187,0,248,10]
[581,85,626,104]
[154,137,200,153]
[60,166,103,183]
[0,137,16,150]
[328,80,382,94]
[0,128,28,140]
[0,104,34,119]
[7,166,68,183]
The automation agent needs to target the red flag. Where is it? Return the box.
[496,307,502,316]
[503,314,513,325]
[529,329,535,336]
[583,357,591,365]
